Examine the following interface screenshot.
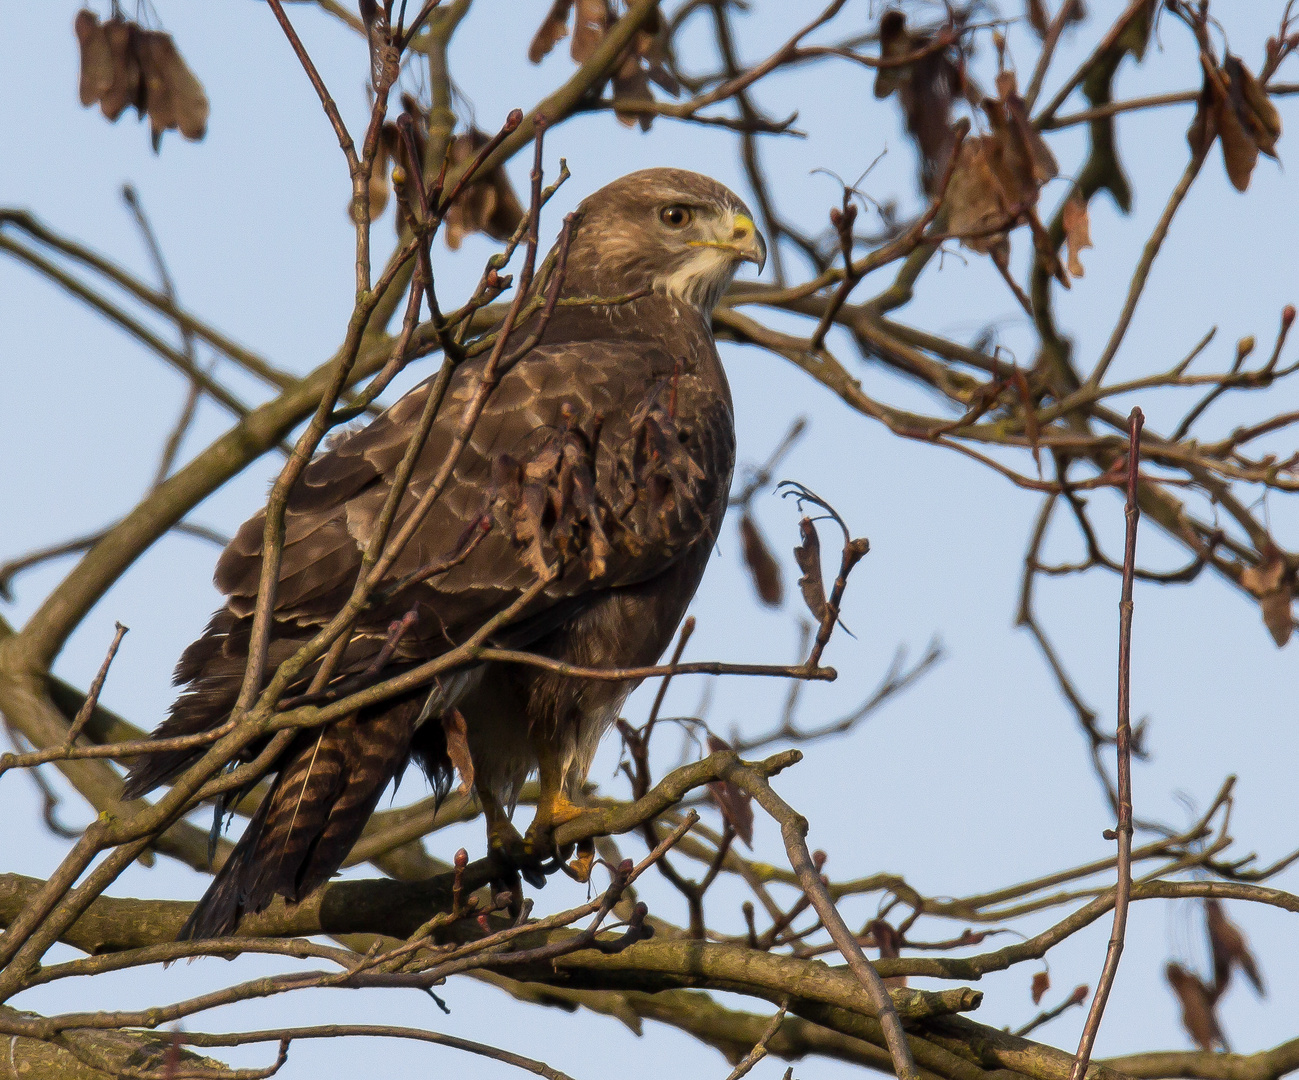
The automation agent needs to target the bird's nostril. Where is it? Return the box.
[732,225,750,240]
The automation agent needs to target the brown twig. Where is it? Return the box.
[1068,407,1143,1080]
[723,1004,788,1080]
[156,1026,575,1080]
[63,622,128,747]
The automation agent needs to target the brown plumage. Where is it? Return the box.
[124,168,765,940]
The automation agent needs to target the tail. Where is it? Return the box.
[123,610,266,800]
[180,697,439,940]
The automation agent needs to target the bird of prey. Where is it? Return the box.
[124,167,766,940]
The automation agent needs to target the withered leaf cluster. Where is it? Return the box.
[943,71,1060,271]
[1165,899,1265,1050]
[74,10,208,151]
[362,95,524,252]
[528,0,679,130]
[1188,52,1283,192]
[873,10,971,194]
[441,128,527,250]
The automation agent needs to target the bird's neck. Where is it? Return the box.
[518,290,716,359]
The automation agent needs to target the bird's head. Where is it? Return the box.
[559,168,766,317]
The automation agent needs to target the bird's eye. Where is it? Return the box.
[659,205,693,228]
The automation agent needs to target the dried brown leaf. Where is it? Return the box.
[1206,899,1266,997]
[1226,55,1282,158]
[529,0,575,63]
[441,707,474,794]
[1026,0,1050,38]
[136,30,209,150]
[1031,969,1050,1005]
[1240,547,1294,646]
[869,920,907,989]
[1010,365,1042,475]
[443,128,526,249]
[1166,962,1227,1051]
[739,513,783,607]
[793,517,828,623]
[571,0,611,63]
[75,10,113,107]
[98,18,143,122]
[613,50,654,131]
[705,735,753,848]
[1062,195,1092,278]
[1215,90,1261,193]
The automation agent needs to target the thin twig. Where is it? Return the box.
[724,1004,788,1080]
[120,184,205,487]
[642,616,696,743]
[1067,407,1143,1080]
[63,623,128,747]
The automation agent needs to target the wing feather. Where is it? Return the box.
[215,337,730,641]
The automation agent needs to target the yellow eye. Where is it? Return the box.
[659,205,693,228]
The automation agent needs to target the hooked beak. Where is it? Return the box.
[727,213,767,272]
[689,212,767,273]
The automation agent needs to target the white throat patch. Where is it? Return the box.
[653,245,739,315]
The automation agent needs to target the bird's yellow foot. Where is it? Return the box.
[562,837,596,883]
[487,817,527,862]
[523,789,585,856]
[521,789,590,884]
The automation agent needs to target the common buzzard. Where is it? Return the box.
[124,168,766,940]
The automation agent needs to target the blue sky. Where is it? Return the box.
[2,2,1297,1076]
